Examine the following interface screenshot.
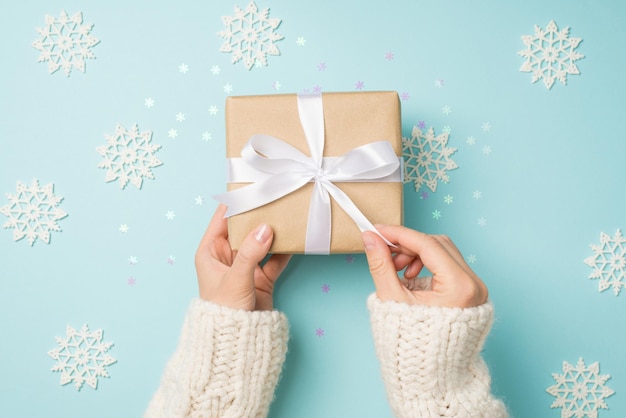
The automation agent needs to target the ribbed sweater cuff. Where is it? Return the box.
[145,299,289,418]
[367,294,507,417]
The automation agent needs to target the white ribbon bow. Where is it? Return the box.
[214,93,400,254]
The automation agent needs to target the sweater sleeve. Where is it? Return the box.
[367,294,508,418]
[144,298,289,418]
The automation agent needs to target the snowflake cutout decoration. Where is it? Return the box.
[546,358,614,417]
[584,229,626,296]
[32,11,100,77]
[217,1,283,70]
[518,20,584,89]
[403,126,458,193]
[48,324,116,390]
[1,179,68,246]
[96,124,162,189]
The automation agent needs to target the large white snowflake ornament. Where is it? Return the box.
[32,11,100,77]
[403,126,458,193]
[96,124,163,189]
[584,229,626,296]
[1,179,68,246]
[49,324,116,390]
[518,20,584,89]
[546,358,614,417]
[217,1,284,70]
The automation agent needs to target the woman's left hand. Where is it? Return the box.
[195,204,292,311]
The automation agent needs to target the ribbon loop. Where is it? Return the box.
[214,93,400,254]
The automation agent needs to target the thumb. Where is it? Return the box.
[362,231,403,301]
[230,223,273,281]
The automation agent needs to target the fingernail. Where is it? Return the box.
[255,223,271,243]
[362,232,375,251]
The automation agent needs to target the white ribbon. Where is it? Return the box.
[214,93,401,254]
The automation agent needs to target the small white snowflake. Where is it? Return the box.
[224,83,233,93]
[179,63,189,74]
[1,179,68,246]
[144,98,155,108]
[217,1,284,70]
[482,146,492,155]
[195,195,203,205]
[519,20,584,89]
[473,190,482,199]
[478,217,487,227]
[202,132,212,142]
[442,126,452,134]
[32,11,100,77]
[211,65,221,75]
[175,112,185,122]
[272,81,281,90]
[165,210,175,220]
[467,254,477,264]
[434,78,444,88]
[584,229,626,296]
[97,124,162,189]
[208,106,219,115]
[48,324,116,390]
[482,122,491,132]
[168,129,178,138]
[119,224,128,233]
[467,136,477,145]
[296,36,306,46]
[128,256,138,265]
[546,358,614,417]
[444,194,454,205]
[442,105,451,115]
[403,126,458,193]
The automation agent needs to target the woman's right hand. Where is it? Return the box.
[362,225,488,308]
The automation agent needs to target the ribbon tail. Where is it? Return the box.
[214,174,312,217]
[304,182,332,254]
[322,181,396,248]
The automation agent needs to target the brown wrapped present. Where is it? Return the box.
[215,91,403,254]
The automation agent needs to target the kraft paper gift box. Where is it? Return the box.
[218,91,403,254]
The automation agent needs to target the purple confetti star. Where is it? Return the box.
[321,283,330,293]
[420,191,429,200]
[385,51,394,60]
[128,277,136,286]
[435,78,445,87]
[317,62,327,71]
[345,255,354,263]
[355,81,364,90]
[312,85,322,93]
[167,256,175,265]
[400,92,410,101]
[418,121,426,129]
[315,328,325,337]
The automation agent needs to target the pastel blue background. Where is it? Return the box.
[1,0,625,417]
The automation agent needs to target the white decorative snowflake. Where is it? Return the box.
[546,358,614,417]
[584,229,626,296]
[96,124,162,189]
[217,1,284,70]
[32,11,100,77]
[48,324,116,391]
[403,126,458,193]
[518,20,584,89]
[1,179,68,246]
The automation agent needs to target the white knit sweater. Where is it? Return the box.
[145,296,508,417]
